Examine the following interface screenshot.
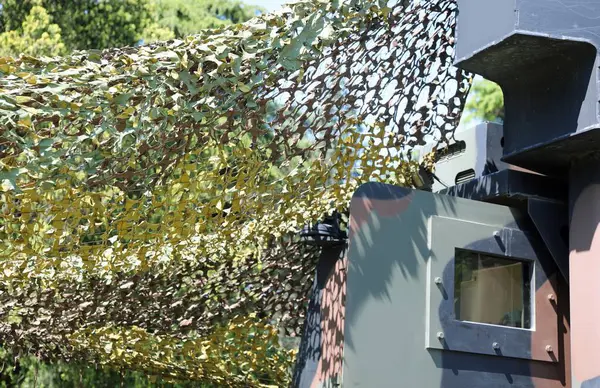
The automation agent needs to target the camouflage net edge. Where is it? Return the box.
[0,0,471,385]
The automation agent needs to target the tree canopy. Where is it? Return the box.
[0,0,265,57]
[0,0,472,385]
[463,78,504,124]
[0,4,65,57]
[0,0,153,52]
[144,0,265,42]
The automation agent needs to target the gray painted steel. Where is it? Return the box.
[440,169,567,205]
[343,182,566,387]
[425,216,556,362]
[455,0,600,176]
[415,122,507,192]
[440,169,569,282]
[528,199,569,282]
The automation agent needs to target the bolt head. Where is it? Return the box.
[437,331,445,340]
[547,293,555,301]
[434,277,442,285]
[493,231,500,237]
[546,345,553,353]
[492,342,500,350]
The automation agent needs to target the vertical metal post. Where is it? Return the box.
[455,1,600,385]
[569,158,600,387]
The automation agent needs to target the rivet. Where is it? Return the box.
[493,230,500,237]
[437,331,445,340]
[547,293,555,302]
[492,342,500,350]
[434,277,442,285]
[546,345,553,353]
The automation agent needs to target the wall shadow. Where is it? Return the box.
[292,245,346,388]
[339,181,570,386]
[343,182,456,352]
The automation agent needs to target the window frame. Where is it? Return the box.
[425,216,559,363]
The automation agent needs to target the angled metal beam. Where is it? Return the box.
[439,169,567,204]
[455,0,600,177]
[528,198,569,283]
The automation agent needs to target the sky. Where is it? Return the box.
[245,0,289,12]
[243,0,484,136]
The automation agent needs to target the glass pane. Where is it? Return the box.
[454,249,531,329]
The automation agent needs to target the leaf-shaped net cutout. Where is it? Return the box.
[0,0,471,385]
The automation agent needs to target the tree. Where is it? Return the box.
[463,78,504,124]
[0,0,153,52]
[0,0,265,55]
[141,0,265,44]
[0,3,66,57]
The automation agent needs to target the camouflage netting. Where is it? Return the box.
[0,0,471,385]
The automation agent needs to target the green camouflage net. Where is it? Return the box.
[0,0,471,385]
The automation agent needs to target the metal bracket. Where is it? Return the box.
[527,199,569,283]
[439,169,567,205]
[441,169,569,283]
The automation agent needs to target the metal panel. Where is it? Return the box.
[343,182,569,388]
[440,169,567,204]
[426,216,559,363]
[413,123,507,193]
[528,199,569,282]
[455,0,600,176]
[435,123,506,192]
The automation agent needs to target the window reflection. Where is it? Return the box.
[454,249,531,329]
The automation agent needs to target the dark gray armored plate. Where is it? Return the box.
[455,0,600,176]
[343,182,569,387]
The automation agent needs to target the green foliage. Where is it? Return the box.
[0,4,66,57]
[0,348,205,387]
[463,78,504,123]
[143,0,265,43]
[140,22,177,44]
[0,0,153,51]
[0,0,266,55]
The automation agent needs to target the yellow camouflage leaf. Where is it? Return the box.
[0,0,470,385]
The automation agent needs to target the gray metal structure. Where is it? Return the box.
[342,182,566,388]
[418,122,507,192]
[293,0,600,386]
[455,0,600,176]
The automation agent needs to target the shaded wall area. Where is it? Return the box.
[292,246,346,388]
[338,183,569,387]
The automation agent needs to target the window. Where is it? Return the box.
[454,249,532,329]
